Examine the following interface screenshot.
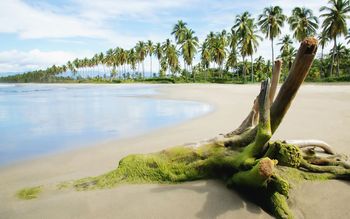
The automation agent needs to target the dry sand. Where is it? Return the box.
[0,84,350,219]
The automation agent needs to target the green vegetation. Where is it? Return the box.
[16,186,42,200]
[1,1,350,84]
[73,144,238,190]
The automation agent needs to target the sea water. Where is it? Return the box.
[0,84,211,165]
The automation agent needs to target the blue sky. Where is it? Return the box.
[0,0,349,74]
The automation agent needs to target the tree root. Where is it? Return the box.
[16,37,350,219]
[284,139,335,155]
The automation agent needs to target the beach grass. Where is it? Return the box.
[16,186,42,200]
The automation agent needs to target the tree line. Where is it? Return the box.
[1,0,350,83]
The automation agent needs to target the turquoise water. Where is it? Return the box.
[0,84,211,165]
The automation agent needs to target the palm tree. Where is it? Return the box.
[277,46,297,80]
[120,49,128,76]
[92,54,99,74]
[347,29,350,44]
[166,44,180,76]
[105,49,114,76]
[171,20,188,44]
[233,11,253,81]
[330,43,347,75]
[226,30,238,75]
[254,56,266,80]
[73,58,80,76]
[283,47,297,71]
[211,34,227,77]
[258,6,287,70]
[288,7,319,42]
[83,58,89,75]
[205,31,216,68]
[162,39,177,76]
[318,30,330,77]
[200,42,210,69]
[242,19,262,82]
[66,61,76,76]
[278,35,293,53]
[320,0,350,77]
[180,28,199,75]
[98,52,106,75]
[218,30,227,47]
[226,49,238,75]
[135,41,147,78]
[154,43,163,76]
[233,12,250,76]
[227,29,238,51]
[146,40,154,76]
[128,49,137,75]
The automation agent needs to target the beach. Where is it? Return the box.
[0,83,350,219]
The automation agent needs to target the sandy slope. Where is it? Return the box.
[0,84,349,219]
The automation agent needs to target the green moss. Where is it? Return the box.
[277,166,335,184]
[270,175,290,197]
[229,158,276,188]
[270,192,293,219]
[16,186,42,200]
[265,142,302,168]
[73,144,239,191]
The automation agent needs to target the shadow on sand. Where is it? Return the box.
[150,180,270,218]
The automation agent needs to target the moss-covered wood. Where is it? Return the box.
[17,37,350,219]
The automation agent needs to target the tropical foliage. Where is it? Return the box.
[320,0,350,76]
[288,7,319,42]
[1,1,350,83]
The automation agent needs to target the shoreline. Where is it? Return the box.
[1,84,350,218]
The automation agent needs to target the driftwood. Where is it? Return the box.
[49,37,350,219]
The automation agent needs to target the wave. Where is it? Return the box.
[0,87,53,93]
[0,84,16,87]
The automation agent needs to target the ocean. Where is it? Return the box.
[0,84,211,165]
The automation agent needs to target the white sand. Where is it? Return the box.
[0,84,350,219]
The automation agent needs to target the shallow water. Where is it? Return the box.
[0,84,211,165]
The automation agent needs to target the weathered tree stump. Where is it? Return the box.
[69,37,350,219]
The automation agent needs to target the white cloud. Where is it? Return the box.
[0,0,196,41]
[0,49,92,73]
[0,0,349,73]
[0,0,115,40]
[75,0,198,21]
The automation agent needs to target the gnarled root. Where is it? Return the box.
[285,139,335,155]
[20,37,350,219]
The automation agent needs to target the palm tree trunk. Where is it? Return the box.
[243,56,246,83]
[158,60,161,77]
[320,46,324,78]
[251,55,254,82]
[192,64,195,81]
[330,37,336,77]
[336,46,340,77]
[221,64,224,78]
[142,61,145,78]
[271,38,275,73]
[150,55,152,78]
[138,62,140,76]
[337,55,340,77]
